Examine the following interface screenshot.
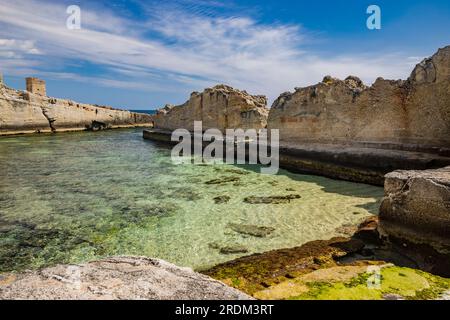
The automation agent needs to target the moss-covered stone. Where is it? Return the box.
[265,266,450,300]
[201,237,365,294]
[202,232,450,300]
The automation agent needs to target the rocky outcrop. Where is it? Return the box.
[268,46,450,150]
[0,256,252,300]
[153,84,268,131]
[0,83,153,135]
[203,221,450,300]
[379,167,450,273]
[144,47,450,185]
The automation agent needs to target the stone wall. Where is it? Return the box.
[153,84,269,131]
[0,82,153,134]
[268,46,450,151]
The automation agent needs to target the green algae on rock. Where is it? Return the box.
[202,237,366,295]
[286,266,450,300]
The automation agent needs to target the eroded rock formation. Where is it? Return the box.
[0,82,153,135]
[0,256,252,300]
[153,84,269,131]
[379,166,450,275]
[268,46,450,150]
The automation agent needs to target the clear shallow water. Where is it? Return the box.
[0,129,383,272]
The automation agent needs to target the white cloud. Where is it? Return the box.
[0,0,421,106]
[0,39,41,57]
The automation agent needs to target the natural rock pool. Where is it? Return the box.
[0,129,383,272]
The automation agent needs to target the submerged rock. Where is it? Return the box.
[215,167,250,175]
[0,256,252,300]
[213,196,231,204]
[219,246,249,255]
[209,243,249,255]
[205,177,240,185]
[228,223,275,238]
[244,194,301,204]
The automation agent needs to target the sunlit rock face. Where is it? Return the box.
[379,166,450,251]
[153,84,269,131]
[0,256,253,300]
[0,83,153,134]
[268,46,450,150]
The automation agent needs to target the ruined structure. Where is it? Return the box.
[153,84,269,132]
[26,77,46,96]
[0,77,153,135]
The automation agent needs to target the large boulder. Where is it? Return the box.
[153,84,268,131]
[0,256,252,300]
[379,167,450,255]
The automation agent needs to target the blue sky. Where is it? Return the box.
[0,0,449,109]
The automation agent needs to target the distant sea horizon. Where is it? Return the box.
[130,109,157,115]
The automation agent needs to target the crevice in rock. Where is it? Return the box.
[39,105,56,132]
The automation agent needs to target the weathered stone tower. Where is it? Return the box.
[0,72,4,85]
[26,77,46,96]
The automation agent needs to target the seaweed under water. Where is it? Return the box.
[0,129,383,272]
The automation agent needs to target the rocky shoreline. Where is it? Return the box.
[0,256,251,300]
[1,216,449,300]
[201,216,450,300]
[0,166,448,299]
[143,129,450,185]
[1,46,449,300]
[0,77,153,135]
[145,46,450,185]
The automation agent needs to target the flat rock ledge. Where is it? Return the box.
[0,256,252,300]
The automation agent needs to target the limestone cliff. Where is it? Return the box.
[268,46,450,151]
[153,84,268,131]
[0,83,153,135]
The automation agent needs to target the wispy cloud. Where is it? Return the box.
[0,0,420,106]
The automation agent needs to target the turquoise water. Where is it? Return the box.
[0,129,383,272]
